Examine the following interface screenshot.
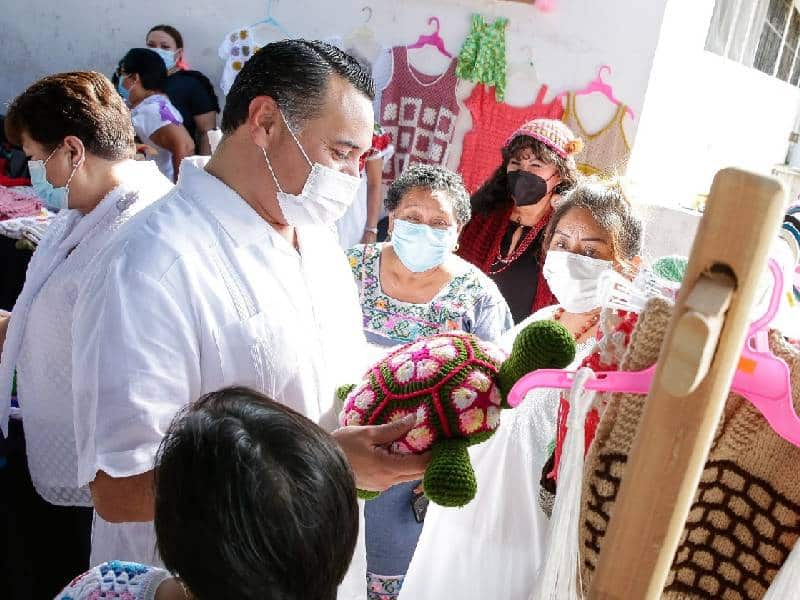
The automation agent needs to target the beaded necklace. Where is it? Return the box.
[553,306,600,342]
[488,212,550,275]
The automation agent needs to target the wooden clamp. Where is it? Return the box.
[588,169,786,600]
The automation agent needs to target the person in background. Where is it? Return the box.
[457,119,582,324]
[0,71,172,600]
[336,123,393,250]
[117,48,195,182]
[346,163,513,599]
[71,39,428,598]
[399,178,644,600]
[56,387,360,600]
[146,24,220,155]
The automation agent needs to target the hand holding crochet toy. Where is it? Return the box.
[338,320,576,507]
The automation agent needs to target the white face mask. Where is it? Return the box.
[543,250,613,313]
[261,111,361,228]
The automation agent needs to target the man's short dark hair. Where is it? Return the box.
[4,71,134,160]
[154,386,359,600]
[119,48,167,91]
[221,39,375,134]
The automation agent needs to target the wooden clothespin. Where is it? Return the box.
[588,168,787,599]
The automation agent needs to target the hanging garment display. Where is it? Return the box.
[218,25,282,95]
[561,91,631,176]
[456,14,509,101]
[578,299,800,599]
[457,84,563,194]
[379,46,459,183]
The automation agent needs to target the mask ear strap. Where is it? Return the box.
[43,145,60,165]
[277,110,313,168]
[261,146,285,194]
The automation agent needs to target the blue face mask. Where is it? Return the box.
[117,75,130,102]
[28,145,81,211]
[149,47,177,71]
[391,219,458,273]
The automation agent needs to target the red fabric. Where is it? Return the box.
[548,310,639,481]
[457,84,564,194]
[0,157,30,187]
[457,204,556,315]
[379,47,459,183]
[358,128,392,172]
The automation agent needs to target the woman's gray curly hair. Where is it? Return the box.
[385,164,472,226]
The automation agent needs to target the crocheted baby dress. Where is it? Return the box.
[339,320,576,507]
[379,47,458,183]
[456,14,509,101]
[457,84,563,194]
[579,298,800,599]
[562,92,631,177]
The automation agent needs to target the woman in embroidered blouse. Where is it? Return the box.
[346,163,513,600]
[457,118,582,324]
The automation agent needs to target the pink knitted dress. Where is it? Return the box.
[379,46,459,183]
[457,84,563,194]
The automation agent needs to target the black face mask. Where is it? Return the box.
[507,170,549,207]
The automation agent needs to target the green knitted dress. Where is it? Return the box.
[456,14,509,101]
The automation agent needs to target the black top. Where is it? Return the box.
[162,70,220,140]
[489,221,545,324]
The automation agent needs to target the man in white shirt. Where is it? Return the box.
[72,40,427,598]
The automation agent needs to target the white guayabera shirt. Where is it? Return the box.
[72,157,370,599]
[0,160,172,507]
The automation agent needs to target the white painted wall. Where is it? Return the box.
[628,0,800,208]
[1,0,667,157]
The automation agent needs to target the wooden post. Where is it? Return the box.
[588,169,786,600]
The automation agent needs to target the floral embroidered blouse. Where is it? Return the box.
[57,561,170,600]
[347,243,514,348]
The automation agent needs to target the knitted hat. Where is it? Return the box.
[579,298,800,599]
[505,118,583,158]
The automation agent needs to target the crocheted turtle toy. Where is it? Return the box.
[338,320,576,507]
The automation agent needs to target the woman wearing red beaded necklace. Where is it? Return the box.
[457,118,582,324]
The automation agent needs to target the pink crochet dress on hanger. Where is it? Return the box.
[379,46,459,183]
[458,83,563,194]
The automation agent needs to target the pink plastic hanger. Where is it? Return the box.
[556,65,635,121]
[407,17,453,58]
[508,260,800,447]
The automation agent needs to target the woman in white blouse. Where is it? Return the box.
[116,48,195,182]
[0,71,172,598]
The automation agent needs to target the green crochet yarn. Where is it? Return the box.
[652,255,688,283]
[423,438,476,507]
[497,320,576,405]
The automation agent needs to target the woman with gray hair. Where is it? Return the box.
[345,163,513,599]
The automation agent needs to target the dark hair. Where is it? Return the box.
[543,177,643,263]
[471,136,580,215]
[147,24,184,49]
[222,39,375,134]
[4,71,134,160]
[119,48,167,91]
[385,163,471,225]
[154,386,358,600]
